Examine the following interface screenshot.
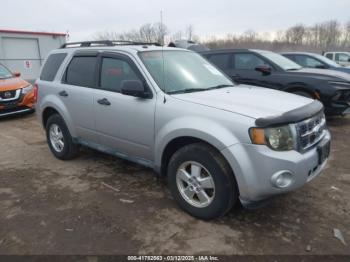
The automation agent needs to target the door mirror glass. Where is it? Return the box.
[121,80,151,98]
[255,65,272,75]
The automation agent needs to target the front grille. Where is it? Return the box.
[0,90,17,99]
[296,112,326,151]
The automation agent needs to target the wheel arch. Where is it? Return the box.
[39,95,76,137]
[284,83,320,98]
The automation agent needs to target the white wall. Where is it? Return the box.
[0,32,66,81]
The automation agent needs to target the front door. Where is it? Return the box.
[94,53,156,163]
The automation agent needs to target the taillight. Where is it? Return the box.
[33,84,39,103]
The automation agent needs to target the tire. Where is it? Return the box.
[167,142,238,220]
[292,90,313,99]
[45,114,78,160]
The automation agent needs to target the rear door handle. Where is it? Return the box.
[59,90,68,97]
[97,98,111,106]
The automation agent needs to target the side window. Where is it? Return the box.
[335,53,350,62]
[325,53,333,60]
[208,54,231,70]
[65,56,97,87]
[40,53,67,81]
[295,55,324,68]
[234,53,268,70]
[100,57,142,92]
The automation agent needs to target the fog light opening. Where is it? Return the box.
[271,171,293,188]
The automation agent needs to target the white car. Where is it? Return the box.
[324,51,350,67]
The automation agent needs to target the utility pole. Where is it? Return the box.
[160,10,164,45]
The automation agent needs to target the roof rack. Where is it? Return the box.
[60,40,161,49]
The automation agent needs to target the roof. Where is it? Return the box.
[0,29,66,37]
[280,52,316,55]
[50,45,187,56]
[199,48,273,54]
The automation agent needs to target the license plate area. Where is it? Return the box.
[317,140,330,165]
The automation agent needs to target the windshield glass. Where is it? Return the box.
[0,64,13,79]
[139,50,233,94]
[259,51,302,71]
[312,54,341,67]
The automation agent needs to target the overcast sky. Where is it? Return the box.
[1,0,349,41]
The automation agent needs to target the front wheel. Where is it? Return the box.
[167,143,238,220]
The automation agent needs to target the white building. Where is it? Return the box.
[0,29,66,81]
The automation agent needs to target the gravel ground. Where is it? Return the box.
[0,113,349,255]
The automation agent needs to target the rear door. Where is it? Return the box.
[59,52,98,142]
[94,52,156,163]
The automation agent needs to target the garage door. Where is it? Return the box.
[1,37,41,81]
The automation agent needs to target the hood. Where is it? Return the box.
[289,68,350,82]
[172,85,313,119]
[0,77,29,91]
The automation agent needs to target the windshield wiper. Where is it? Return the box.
[168,84,234,95]
[206,84,234,90]
[168,88,208,94]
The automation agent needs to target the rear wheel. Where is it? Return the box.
[46,114,78,160]
[167,143,238,220]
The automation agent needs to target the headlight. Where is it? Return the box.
[249,125,296,151]
[22,85,33,94]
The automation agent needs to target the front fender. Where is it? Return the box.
[154,116,240,168]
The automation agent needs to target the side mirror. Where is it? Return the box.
[13,72,21,77]
[255,65,271,75]
[315,65,327,69]
[121,80,151,98]
[348,58,350,62]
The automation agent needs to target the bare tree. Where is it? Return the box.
[186,24,194,41]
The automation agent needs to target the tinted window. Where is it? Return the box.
[294,55,324,68]
[100,57,141,92]
[40,53,67,81]
[325,53,333,60]
[66,56,97,87]
[208,54,231,70]
[234,53,268,70]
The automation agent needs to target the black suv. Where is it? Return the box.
[200,49,350,116]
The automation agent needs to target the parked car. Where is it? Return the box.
[324,51,350,67]
[0,63,36,118]
[200,49,350,116]
[281,52,350,74]
[36,41,331,220]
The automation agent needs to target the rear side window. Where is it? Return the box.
[40,53,67,81]
[65,56,97,87]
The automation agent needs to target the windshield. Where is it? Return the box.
[0,64,13,79]
[139,50,234,94]
[312,54,341,67]
[259,51,302,71]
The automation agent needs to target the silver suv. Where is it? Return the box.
[36,41,331,220]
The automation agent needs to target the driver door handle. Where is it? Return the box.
[97,98,111,106]
[59,90,68,97]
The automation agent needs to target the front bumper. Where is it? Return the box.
[0,90,35,118]
[221,130,331,205]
